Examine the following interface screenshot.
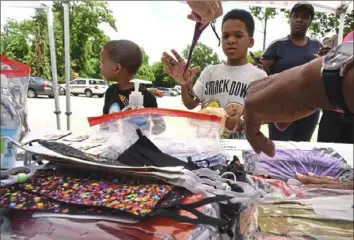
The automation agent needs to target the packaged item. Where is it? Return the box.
[237,195,354,240]
[1,55,31,141]
[247,175,354,200]
[88,108,227,167]
[243,148,352,181]
[0,167,227,227]
[4,193,223,240]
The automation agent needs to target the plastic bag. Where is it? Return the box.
[246,175,354,200]
[1,55,31,141]
[236,195,354,240]
[2,193,223,240]
[88,108,227,167]
[243,148,352,181]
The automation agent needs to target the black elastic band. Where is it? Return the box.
[323,70,352,115]
[151,208,226,225]
[210,20,220,46]
[184,22,209,73]
[179,195,231,209]
[151,195,232,226]
[136,128,143,138]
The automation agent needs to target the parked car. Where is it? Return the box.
[148,88,164,97]
[174,85,181,92]
[171,87,181,95]
[63,78,108,98]
[28,77,63,98]
[157,87,178,96]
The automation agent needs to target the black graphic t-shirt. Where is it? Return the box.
[262,36,323,75]
[103,84,158,115]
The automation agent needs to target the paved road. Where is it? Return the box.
[26,95,320,142]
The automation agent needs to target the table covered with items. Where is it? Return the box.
[1,56,353,240]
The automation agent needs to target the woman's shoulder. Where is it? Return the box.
[269,36,290,46]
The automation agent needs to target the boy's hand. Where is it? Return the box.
[162,49,200,87]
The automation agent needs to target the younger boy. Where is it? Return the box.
[162,9,267,139]
[100,40,165,134]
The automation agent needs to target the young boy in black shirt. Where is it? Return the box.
[100,40,165,134]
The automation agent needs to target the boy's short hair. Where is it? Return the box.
[222,9,255,37]
[104,40,142,74]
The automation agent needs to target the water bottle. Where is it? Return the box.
[0,74,21,169]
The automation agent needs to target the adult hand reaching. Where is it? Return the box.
[161,49,200,87]
[244,58,328,157]
[186,0,223,29]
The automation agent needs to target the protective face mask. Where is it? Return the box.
[117,129,198,169]
[184,21,220,73]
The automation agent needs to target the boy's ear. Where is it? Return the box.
[114,63,122,74]
[249,37,254,48]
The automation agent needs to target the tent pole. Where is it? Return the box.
[337,12,345,45]
[63,1,72,130]
[45,4,62,130]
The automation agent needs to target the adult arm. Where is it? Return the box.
[261,41,278,75]
[244,57,353,157]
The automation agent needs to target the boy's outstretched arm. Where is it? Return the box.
[162,49,205,110]
[181,84,199,110]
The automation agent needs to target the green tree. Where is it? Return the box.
[151,61,175,87]
[1,19,34,66]
[182,42,220,79]
[53,0,117,79]
[308,10,354,38]
[247,50,263,64]
[249,7,278,51]
[135,47,155,82]
[277,9,353,39]
[136,65,155,82]
[0,1,116,81]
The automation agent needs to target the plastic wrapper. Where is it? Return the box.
[88,108,227,167]
[1,55,31,141]
[1,193,223,240]
[247,175,354,200]
[243,148,352,181]
[236,195,354,240]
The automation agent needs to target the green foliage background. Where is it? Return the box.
[2,2,351,87]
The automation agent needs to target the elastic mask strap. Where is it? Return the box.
[151,195,231,226]
[150,208,226,226]
[184,22,209,73]
[210,20,221,46]
[136,128,143,138]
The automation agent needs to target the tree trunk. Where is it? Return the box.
[263,14,268,51]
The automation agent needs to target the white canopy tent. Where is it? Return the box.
[2,1,353,131]
[181,1,353,44]
[237,1,353,45]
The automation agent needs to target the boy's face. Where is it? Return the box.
[100,48,120,81]
[222,19,254,61]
